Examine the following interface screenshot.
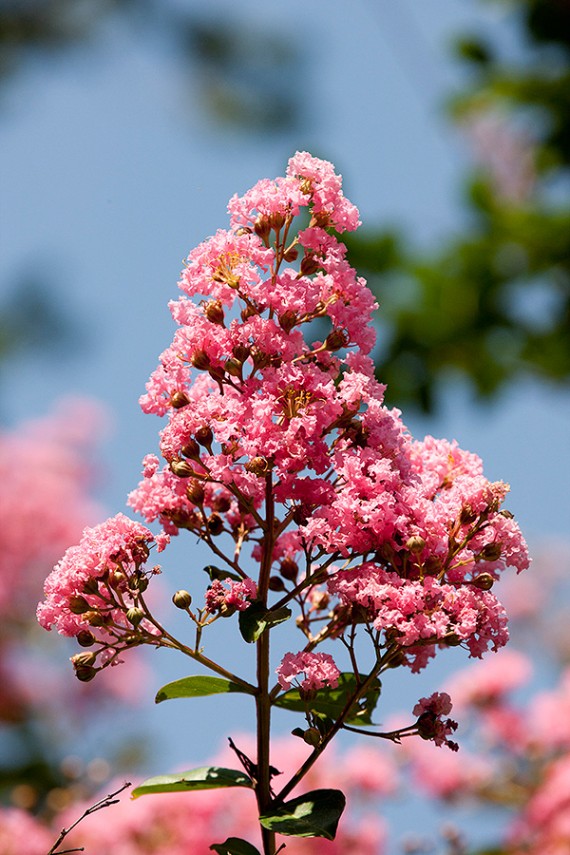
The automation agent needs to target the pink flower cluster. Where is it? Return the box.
[412,692,458,751]
[204,577,257,614]
[37,513,161,678]
[277,651,341,693]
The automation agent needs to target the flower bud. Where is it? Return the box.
[72,651,97,667]
[245,456,269,476]
[191,350,211,370]
[207,513,224,535]
[423,556,442,576]
[225,358,243,378]
[279,557,298,581]
[170,391,190,409]
[84,610,106,627]
[268,575,286,592]
[459,504,478,525]
[300,253,320,276]
[270,211,286,230]
[211,494,231,513]
[278,310,298,333]
[128,572,149,593]
[185,480,205,504]
[181,439,201,459]
[302,727,321,747]
[82,577,99,596]
[195,426,213,447]
[406,535,426,554]
[478,542,503,561]
[254,215,271,240]
[126,607,145,627]
[203,299,225,325]
[325,329,349,351]
[172,590,192,609]
[471,573,495,591]
[232,344,250,363]
[241,305,258,322]
[170,459,195,478]
[74,664,97,683]
[76,630,96,647]
[69,595,90,615]
[283,246,299,262]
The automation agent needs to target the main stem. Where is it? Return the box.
[256,472,276,855]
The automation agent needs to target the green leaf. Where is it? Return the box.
[210,838,261,855]
[259,788,346,839]
[239,602,292,643]
[155,675,255,704]
[274,673,381,725]
[131,766,253,798]
[203,564,242,583]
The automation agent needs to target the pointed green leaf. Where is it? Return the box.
[155,675,255,704]
[274,673,381,725]
[259,788,346,839]
[131,766,253,798]
[239,602,292,643]
[210,838,261,855]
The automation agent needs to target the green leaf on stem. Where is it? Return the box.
[203,564,243,583]
[210,838,261,855]
[239,602,292,643]
[131,767,253,798]
[155,675,255,703]
[274,672,381,725]
[259,788,346,839]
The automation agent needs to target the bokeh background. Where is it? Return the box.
[1,0,569,850]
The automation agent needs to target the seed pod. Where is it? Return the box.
[459,504,478,525]
[254,215,271,240]
[268,575,286,592]
[283,246,299,262]
[82,577,99,596]
[211,495,231,513]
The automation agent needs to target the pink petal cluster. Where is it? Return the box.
[277,651,341,693]
[37,514,160,677]
[413,692,459,751]
[204,577,257,614]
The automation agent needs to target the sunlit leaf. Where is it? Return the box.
[132,767,253,798]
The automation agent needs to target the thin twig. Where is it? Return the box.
[47,782,131,855]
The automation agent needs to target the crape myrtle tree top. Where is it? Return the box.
[38,153,529,853]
